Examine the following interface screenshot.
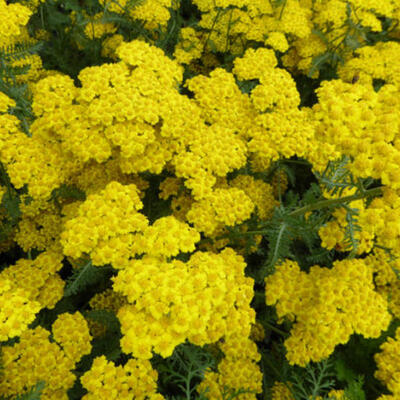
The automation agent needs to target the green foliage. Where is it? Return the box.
[50,184,86,202]
[236,78,259,95]
[261,205,295,277]
[50,184,86,210]
[154,6,184,57]
[0,382,45,400]
[333,321,400,400]
[261,346,339,400]
[341,203,361,257]
[1,187,21,224]
[0,40,41,126]
[289,360,336,400]
[154,342,216,400]
[219,387,258,400]
[344,376,366,400]
[84,309,123,361]
[1,42,43,64]
[14,382,45,400]
[85,309,120,334]
[334,360,366,400]
[64,260,115,297]
[63,312,123,399]
[143,173,174,223]
[315,156,355,197]
[308,5,398,79]
[0,2,397,399]
[0,163,21,242]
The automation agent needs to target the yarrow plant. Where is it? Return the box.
[1,0,400,399]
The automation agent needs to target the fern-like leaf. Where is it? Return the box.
[342,204,361,257]
[289,359,336,400]
[14,382,45,400]
[344,376,366,400]
[0,42,43,63]
[156,342,216,400]
[64,260,114,297]
[84,309,120,333]
[315,156,355,197]
[221,386,258,400]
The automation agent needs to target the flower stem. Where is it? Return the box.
[288,186,383,218]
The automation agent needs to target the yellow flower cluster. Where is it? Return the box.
[231,48,315,167]
[88,288,127,336]
[173,27,203,65]
[0,97,68,199]
[173,122,248,196]
[283,0,400,77]
[312,79,400,189]
[178,0,400,79]
[31,42,183,172]
[265,31,289,53]
[361,188,400,259]
[89,288,127,311]
[0,249,65,309]
[61,181,148,266]
[187,187,254,236]
[338,41,400,87]
[131,215,200,258]
[0,278,40,342]
[99,0,176,30]
[271,382,293,400]
[265,258,391,366]
[185,66,256,140]
[68,158,148,197]
[0,312,91,400]
[375,327,400,397]
[231,175,278,220]
[80,355,163,400]
[113,248,255,359]
[187,0,311,58]
[2,2,400,397]
[0,92,16,113]
[198,333,262,400]
[83,12,117,39]
[0,0,31,47]
[320,187,400,261]
[15,200,63,252]
[52,312,92,362]
[271,382,345,400]
[318,188,373,254]
[101,34,124,59]
[366,248,400,319]
[250,321,265,342]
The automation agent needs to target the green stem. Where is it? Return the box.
[278,0,288,20]
[202,8,223,55]
[218,186,382,240]
[288,186,383,218]
[283,159,311,165]
[264,320,287,336]
[225,8,233,53]
[261,353,296,399]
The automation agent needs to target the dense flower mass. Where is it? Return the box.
[265,259,391,366]
[80,356,163,400]
[60,181,148,266]
[0,318,91,399]
[1,0,400,398]
[113,248,255,359]
[375,327,400,398]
